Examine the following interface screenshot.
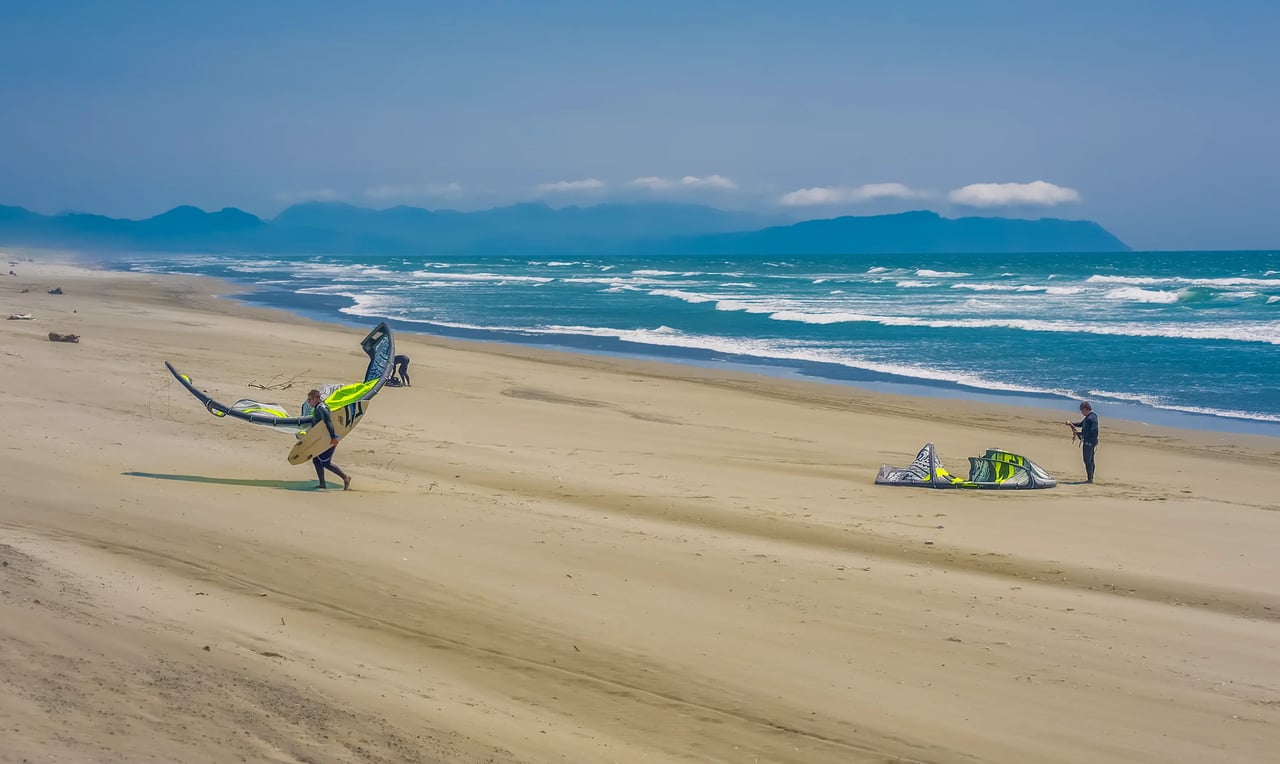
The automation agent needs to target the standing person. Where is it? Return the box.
[392,354,411,387]
[1065,401,1099,483]
[303,388,351,490]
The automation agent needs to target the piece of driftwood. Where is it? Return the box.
[48,332,80,343]
[48,287,63,295]
[7,314,33,320]
[247,369,310,391]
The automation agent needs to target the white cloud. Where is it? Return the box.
[628,174,738,191]
[948,180,1081,207]
[629,176,674,190]
[534,178,606,193]
[778,183,924,206]
[273,188,344,204]
[681,174,737,189]
[364,182,463,200]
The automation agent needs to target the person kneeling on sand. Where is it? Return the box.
[302,388,352,490]
[392,354,411,387]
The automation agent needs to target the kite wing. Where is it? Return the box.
[164,322,396,432]
[875,443,1056,489]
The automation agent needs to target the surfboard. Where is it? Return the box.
[287,397,369,465]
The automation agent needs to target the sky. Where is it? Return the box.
[2,0,1278,250]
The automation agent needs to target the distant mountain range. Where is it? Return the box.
[0,201,1129,255]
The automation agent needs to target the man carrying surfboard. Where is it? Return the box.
[303,388,352,490]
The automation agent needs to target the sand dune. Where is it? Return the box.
[2,257,1279,763]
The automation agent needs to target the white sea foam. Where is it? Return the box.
[649,289,717,304]
[562,276,640,285]
[569,275,706,289]
[1088,274,1280,288]
[896,280,936,288]
[764,310,1280,344]
[710,300,760,313]
[406,271,554,284]
[1268,296,1280,304]
[329,291,411,317]
[408,280,474,288]
[225,259,291,273]
[294,284,358,295]
[952,282,1049,292]
[1103,287,1180,303]
[1087,389,1156,404]
[916,269,971,278]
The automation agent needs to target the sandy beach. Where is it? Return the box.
[3,255,1280,763]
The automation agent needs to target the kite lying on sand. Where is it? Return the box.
[164,322,395,464]
[875,442,1057,489]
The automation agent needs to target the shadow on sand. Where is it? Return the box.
[124,472,318,492]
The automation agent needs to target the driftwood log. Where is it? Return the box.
[48,332,80,343]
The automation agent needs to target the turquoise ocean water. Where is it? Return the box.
[117,249,1280,438]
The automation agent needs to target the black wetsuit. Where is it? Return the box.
[309,404,348,486]
[1073,411,1099,482]
[393,354,411,386]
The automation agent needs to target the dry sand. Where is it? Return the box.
[2,255,1279,763]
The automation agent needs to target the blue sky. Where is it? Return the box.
[2,0,1277,250]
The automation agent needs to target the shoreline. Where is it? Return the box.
[58,245,1280,439]
[13,245,1280,442]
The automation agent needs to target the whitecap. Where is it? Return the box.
[1104,287,1180,304]
[649,289,716,304]
[915,269,971,278]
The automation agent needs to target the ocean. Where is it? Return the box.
[116,249,1280,438]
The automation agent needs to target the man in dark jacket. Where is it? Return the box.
[1066,401,1099,483]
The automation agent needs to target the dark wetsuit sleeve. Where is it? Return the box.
[313,405,338,439]
[1074,413,1099,444]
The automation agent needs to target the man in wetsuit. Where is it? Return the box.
[303,388,351,490]
[392,354,411,387]
[1065,401,1099,483]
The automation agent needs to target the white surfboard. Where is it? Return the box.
[287,395,370,465]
